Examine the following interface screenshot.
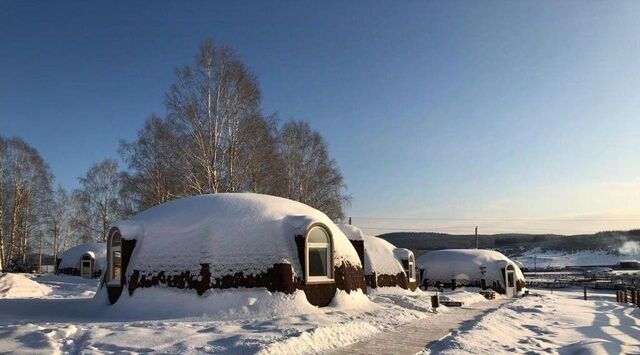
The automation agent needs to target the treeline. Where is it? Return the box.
[0,39,348,271]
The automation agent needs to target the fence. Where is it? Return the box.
[527,279,637,291]
[616,289,640,308]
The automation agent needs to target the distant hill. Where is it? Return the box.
[377,230,640,263]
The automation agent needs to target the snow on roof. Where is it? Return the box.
[59,243,106,272]
[337,224,408,276]
[416,249,525,286]
[337,224,363,241]
[362,236,406,276]
[115,193,362,278]
[393,248,413,261]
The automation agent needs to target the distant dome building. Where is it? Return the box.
[56,243,106,278]
[101,193,366,307]
[416,249,525,297]
[339,224,417,291]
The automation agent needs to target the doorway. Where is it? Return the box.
[81,256,93,278]
[505,265,516,297]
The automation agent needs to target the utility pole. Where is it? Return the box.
[475,226,479,249]
[348,217,352,225]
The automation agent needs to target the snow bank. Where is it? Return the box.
[328,289,375,310]
[426,290,640,354]
[106,287,322,321]
[439,289,491,306]
[116,193,361,278]
[58,242,106,272]
[417,249,525,288]
[259,321,379,355]
[0,273,53,298]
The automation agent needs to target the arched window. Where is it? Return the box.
[305,225,333,283]
[108,230,122,286]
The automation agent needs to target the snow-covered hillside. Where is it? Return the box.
[514,247,640,268]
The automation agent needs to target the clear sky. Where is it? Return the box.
[2,1,640,234]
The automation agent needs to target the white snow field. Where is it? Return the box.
[1,275,638,354]
[424,287,640,355]
[0,273,100,300]
[0,273,494,354]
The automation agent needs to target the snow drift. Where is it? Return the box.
[0,273,53,298]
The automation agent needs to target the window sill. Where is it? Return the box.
[306,277,335,285]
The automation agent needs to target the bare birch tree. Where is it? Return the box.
[0,137,52,271]
[117,40,349,221]
[166,39,260,195]
[78,159,122,242]
[119,115,182,211]
[278,120,349,220]
[47,185,69,264]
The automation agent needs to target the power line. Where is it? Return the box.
[350,216,640,222]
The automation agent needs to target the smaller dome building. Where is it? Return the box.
[339,224,417,291]
[56,243,106,278]
[416,249,525,297]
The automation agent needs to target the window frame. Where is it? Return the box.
[401,254,416,282]
[108,229,122,287]
[81,258,92,278]
[407,254,416,282]
[304,224,335,284]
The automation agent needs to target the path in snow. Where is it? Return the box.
[326,298,512,355]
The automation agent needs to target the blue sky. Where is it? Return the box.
[2,1,640,234]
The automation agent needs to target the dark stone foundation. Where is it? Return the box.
[57,267,101,278]
[124,261,365,308]
[367,271,417,291]
[105,233,367,307]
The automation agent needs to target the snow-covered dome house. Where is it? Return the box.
[101,193,366,307]
[339,224,417,290]
[416,249,526,297]
[56,242,106,278]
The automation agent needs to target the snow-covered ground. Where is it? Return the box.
[515,247,640,268]
[3,274,637,354]
[0,273,487,354]
[424,287,640,354]
[0,273,100,299]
